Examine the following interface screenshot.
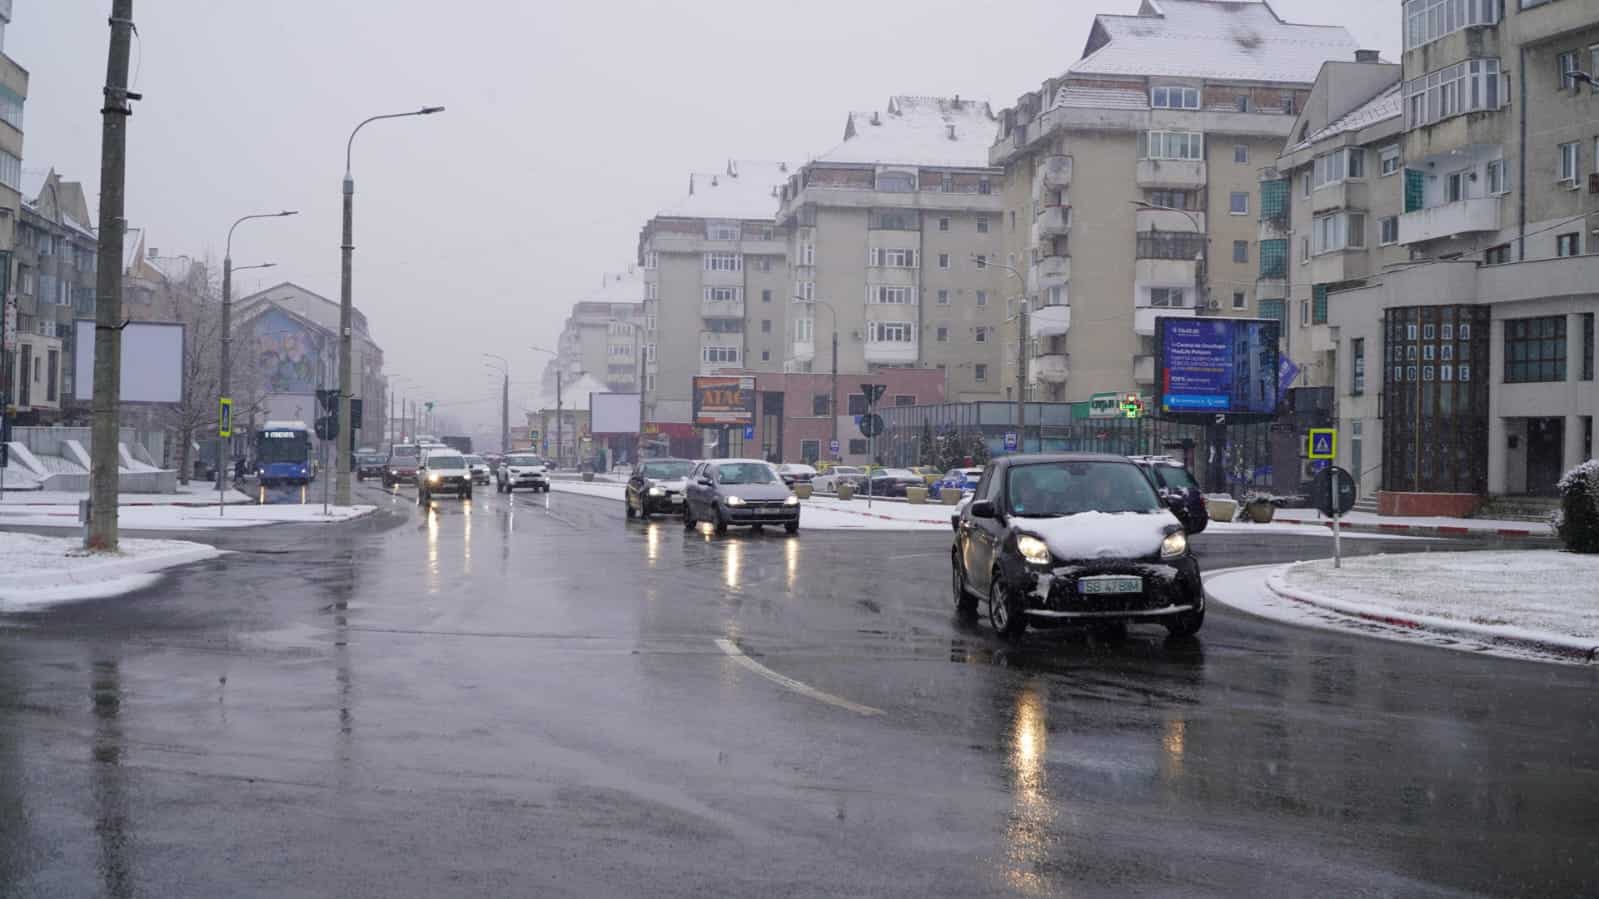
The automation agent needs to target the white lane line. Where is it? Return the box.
[714,638,884,717]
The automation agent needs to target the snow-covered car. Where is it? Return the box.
[951,453,1203,640]
[497,453,550,493]
[811,465,866,494]
[775,463,818,486]
[931,467,984,499]
[626,458,695,518]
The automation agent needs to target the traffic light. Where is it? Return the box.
[1121,394,1145,419]
[315,389,339,440]
[349,398,363,431]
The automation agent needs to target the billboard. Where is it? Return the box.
[73,319,184,403]
[692,375,754,426]
[590,392,641,436]
[1155,317,1280,416]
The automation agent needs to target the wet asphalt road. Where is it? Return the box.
[1,484,1596,897]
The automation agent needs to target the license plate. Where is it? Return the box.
[1078,576,1142,595]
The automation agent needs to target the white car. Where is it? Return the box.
[416,449,473,502]
[497,453,550,493]
[811,465,866,494]
[775,463,818,486]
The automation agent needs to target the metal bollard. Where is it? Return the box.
[79,498,92,543]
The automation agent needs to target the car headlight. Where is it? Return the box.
[784,494,799,506]
[1016,535,1051,566]
[724,495,746,506]
[428,472,441,483]
[648,486,665,497]
[1160,531,1188,559]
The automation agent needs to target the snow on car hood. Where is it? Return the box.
[653,478,687,491]
[1017,510,1181,560]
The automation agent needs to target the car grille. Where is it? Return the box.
[740,499,788,509]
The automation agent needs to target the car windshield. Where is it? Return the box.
[878,469,917,479]
[428,456,465,470]
[1006,461,1162,517]
[715,463,776,485]
[1155,464,1200,492]
[506,455,540,466]
[358,454,385,464]
[642,461,694,479]
[832,467,862,475]
[464,456,484,466]
[390,446,418,460]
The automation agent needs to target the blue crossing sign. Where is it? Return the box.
[1004,432,1018,452]
[743,424,755,440]
[1307,428,1337,460]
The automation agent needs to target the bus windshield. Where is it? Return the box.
[257,431,309,465]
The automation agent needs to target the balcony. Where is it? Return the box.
[702,268,744,288]
[791,335,815,363]
[1133,354,1156,384]
[1030,303,1071,338]
[864,339,918,364]
[1259,214,1290,241]
[1134,305,1195,337]
[1035,155,1072,193]
[1256,276,1287,300]
[1031,205,1071,244]
[1031,352,1069,385]
[1028,255,1070,295]
[1399,196,1502,245]
[1135,159,1206,190]
[867,267,920,288]
[1135,258,1198,286]
[701,298,745,319]
[1135,207,1205,234]
[1308,323,1336,353]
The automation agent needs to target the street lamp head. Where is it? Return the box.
[420,106,446,115]
[278,210,299,217]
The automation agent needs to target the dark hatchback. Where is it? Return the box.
[1130,456,1209,534]
[626,458,695,518]
[683,459,800,535]
[951,454,1203,639]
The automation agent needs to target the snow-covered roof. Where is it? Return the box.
[1053,86,1150,111]
[816,96,997,169]
[146,254,199,285]
[18,169,98,239]
[582,269,643,305]
[1290,82,1401,150]
[657,160,791,221]
[122,228,145,273]
[1072,0,1360,85]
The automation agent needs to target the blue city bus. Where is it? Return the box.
[255,421,313,487]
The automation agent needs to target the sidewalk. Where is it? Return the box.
[1207,553,1599,664]
[0,482,255,509]
[1270,507,1553,539]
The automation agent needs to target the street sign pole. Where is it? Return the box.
[1333,509,1342,569]
[218,397,233,517]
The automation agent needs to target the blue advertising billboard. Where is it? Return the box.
[1155,317,1281,416]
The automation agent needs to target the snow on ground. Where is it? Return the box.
[1,483,254,508]
[1282,551,1599,641]
[1273,508,1554,536]
[1203,520,1433,541]
[0,531,220,610]
[0,503,375,531]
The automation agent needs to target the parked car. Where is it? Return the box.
[417,449,473,502]
[931,467,984,499]
[384,443,421,487]
[775,462,818,486]
[497,453,550,493]
[811,465,866,494]
[354,451,388,482]
[463,454,493,486]
[862,468,927,497]
[910,465,944,485]
[1129,456,1209,535]
[683,459,800,535]
[625,458,696,519]
[951,453,1204,640]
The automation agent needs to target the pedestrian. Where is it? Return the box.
[234,457,246,480]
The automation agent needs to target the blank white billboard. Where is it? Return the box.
[74,319,184,403]
[590,392,641,435]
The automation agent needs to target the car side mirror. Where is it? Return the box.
[1166,494,1186,512]
[697,477,713,486]
[969,499,997,519]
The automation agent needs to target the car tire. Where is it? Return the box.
[785,521,799,535]
[462,487,472,500]
[712,507,728,536]
[952,552,978,617]
[638,501,651,520]
[1165,606,1205,639]
[988,573,1027,639]
[625,494,636,519]
[682,503,695,530]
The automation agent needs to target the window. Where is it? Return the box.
[1504,316,1566,382]
[761,289,772,304]
[704,286,740,303]
[871,247,917,267]
[1010,210,1016,231]
[0,150,19,191]
[1301,300,1311,326]
[936,289,950,305]
[1352,338,1366,395]
[976,216,990,234]
[974,326,989,343]
[1380,215,1400,245]
[940,173,954,192]
[1137,231,1206,260]
[870,286,915,305]
[796,280,815,301]
[1301,172,1311,198]
[1147,189,1194,209]
[1348,149,1364,178]
[707,221,740,241]
[974,364,987,382]
[799,243,815,265]
[704,252,741,272]
[1233,290,1247,309]
[895,394,916,407]
[1380,145,1401,176]
[1313,284,1329,324]
[1556,232,1580,257]
[1283,95,1296,115]
[1150,85,1200,109]
[1260,239,1287,277]
[1404,58,1502,128]
[868,321,914,343]
[0,85,23,131]
[876,172,915,192]
[17,265,32,295]
[1312,212,1366,254]
[1234,144,1249,164]
[1150,287,1186,307]
[1583,313,1594,381]
[794,318,813,342]
[813,394,830,416]
[938,217,950,232]
[645,282,658,300]
[974,254,987,269]
[1445,171,1465,202]
[1484,244,1511,265]
[1312,148,1364,188]
[848,439,868,455]
[978,178,992,195]
[848,394,868,416]
[702,346,740,365]
[976,290,988,307]
[760,319,771,334]
[1229,192,1249,215]
[1232,240,1249,263]
[1405,0,1500,50]
[801,439,820,463]
[1259,298,1285,322]
[937,253,950,270]
[1138,131,1204,160]
[1558,51,1581,90]
[643,251,658,269]
[936,326,948,342]
[1558,141,1579,183]
[1485,159,1507,195]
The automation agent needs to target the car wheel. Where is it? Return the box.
[988,572,1027,639]
[712,507,729,536]
[625,494,636,519]
[785,521,799,535]
[682,503,695,530]
[462,487,472,500]
[951,552,978,617]
[1165,606,1205,639]
[638,501,651,520]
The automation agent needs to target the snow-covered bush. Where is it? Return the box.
[1556,459,1599,554]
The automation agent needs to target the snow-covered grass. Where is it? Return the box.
[0,502,375,531]
[0,531,220,610]
[1282,551,1599,641]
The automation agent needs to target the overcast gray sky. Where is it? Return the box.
[14,0,1397,435]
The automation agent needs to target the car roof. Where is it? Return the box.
[999,453,1134,467]
[640,457,691,464]
[711,458,771,465]
[423,448,463,458]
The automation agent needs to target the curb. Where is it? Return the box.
[3,542,222,590]
[1264,567,1598,663]
[1264,516,1548,540]
[802,500,951,527]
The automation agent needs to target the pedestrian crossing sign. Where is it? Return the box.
[1307,428,1336,460]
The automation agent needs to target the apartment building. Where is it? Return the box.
[636,160,792,426]
[0,0,27,423]
[10,170,94,423]
[540,271,645,399]
[776,95,1007,417]
[989,0,1362,402]
[1321,0,1599,508]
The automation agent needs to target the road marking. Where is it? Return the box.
[714,638,884,717]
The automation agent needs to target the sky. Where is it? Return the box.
[12,0,1398,437]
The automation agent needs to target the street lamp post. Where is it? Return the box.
[337,106,444,507]
[794,296,839,460]
[1130,200,1207,313]
[219,211,296,500]
[483,354,509,454]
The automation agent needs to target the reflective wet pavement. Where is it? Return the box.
[1,484,1595,897]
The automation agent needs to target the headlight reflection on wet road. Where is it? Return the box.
[723,540,741,591]
[1003,680,1055,894]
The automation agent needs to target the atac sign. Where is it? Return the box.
[692,375,755,427]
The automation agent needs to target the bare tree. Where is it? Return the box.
[162,295,222,485]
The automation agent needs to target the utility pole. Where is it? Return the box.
[87,0,136,551]
[501,373,509,454]
[555,372,563,469]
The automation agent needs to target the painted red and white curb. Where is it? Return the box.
[1264,516,1546,540]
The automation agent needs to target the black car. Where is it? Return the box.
[862,468,926,498]
[683,459,800,535]
[951,454,1204,639]
[625,458,695,519]
[1130,456,1209,534]
[353,452,387,482]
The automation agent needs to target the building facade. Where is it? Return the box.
[0,1,27,423]
[989,0,1363,403]
[540,271,645,400]
[10,171,93,423]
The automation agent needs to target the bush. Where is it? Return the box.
[1556,459,1599,554]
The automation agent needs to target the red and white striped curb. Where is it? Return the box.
[1265,517,1546,539]
[803,501,951,527]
